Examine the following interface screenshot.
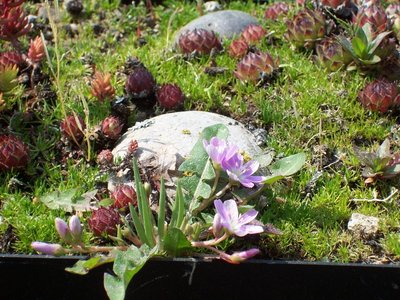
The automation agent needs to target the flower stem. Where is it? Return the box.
[191,232,229,247]
[192,182,232,216]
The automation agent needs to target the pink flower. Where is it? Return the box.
[31,242,65,256]
[213,199,264,237]
[225,248,261,264]
[221,153,265,188]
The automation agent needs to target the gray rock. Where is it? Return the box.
[110,111,263,193]
[204,1,223,12]
[174,10,258,45]
[348,213,379,238]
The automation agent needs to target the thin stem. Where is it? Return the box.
[191,232,228,247]
[351,189,399,203]
[192,182,232,216]
[240,185,266,206]
[210,167,221,196]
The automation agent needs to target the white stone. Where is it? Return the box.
[204,1,223,12]
[110,111,263,192]
[348,213,379,238]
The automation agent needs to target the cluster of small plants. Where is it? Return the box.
[32,123,305,299]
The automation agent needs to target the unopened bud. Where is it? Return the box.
[69,215,82,243]
[31,242,66,256]
[228,248,261,264]
[55,218,72,244]
[212,213,223,238]
[143,182,151,197]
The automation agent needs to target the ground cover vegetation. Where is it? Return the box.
[2,0,400,294]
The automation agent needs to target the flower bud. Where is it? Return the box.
[69,215,82,243]
[212,213,223,238]
[228,248,261,264]
[55,218,72,244]
[31,242,66,256]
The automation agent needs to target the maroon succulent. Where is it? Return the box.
[0,51,24,68]
[111,185,137,209]
[241,24,267,44]
[125,67,156,99]
[0,6,31,41]
[285,9,326,49]
[229,38,249,58]
[358,78,400,113]
[156,84,185,110]
[27,36,45,64]
[264,2,289,20]
[101,116,123,140]
[315,37,352,71]
[234,52,280,82]
[60,114,86,142]
[0,0,25,10]
[97,149,114,165]
[353,5,390,34]
[178,29,222,55]
[88,207,121,236]
[0,134,29,171]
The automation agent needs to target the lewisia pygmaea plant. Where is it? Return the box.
[31,125,304,299]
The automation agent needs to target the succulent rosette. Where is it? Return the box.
[97,149,114,165]
[264,2,289,20]
[88,207,121,236]
[178,28,222,55]
[241,24,266,45]
[0,134,29,171]
[60,114,86,142]
[234,52,280,82]
[285,9,326,49]
[125,67,156,99]
[228,38,249,59]
[358,78,400,113]
[0,6,31,41]
[111,185,137,209]
[353,5,390,34]
[315,37,352,71]
[0,51,24,68]
[101,116,123,140]
[156,83,185,110]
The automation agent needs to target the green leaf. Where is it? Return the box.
[66,256,115,275]
[253,152,275,168]
[157,177,166,248]
[104,273,125,300]
[383,164,400,177]
[351,36,367,58]
[262,174,285,185]
[133,160,155,248]
[269,153,306,177]
[359,55,381,65]
[39,189,94,212]
[369,31,391,54]
[170,182,185,229]
[179,124,229,204]
[164,228,192,256]
[104,246,151,300]
[377,139,391,159]
[339,37,356,58]
[129,203,150,246]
